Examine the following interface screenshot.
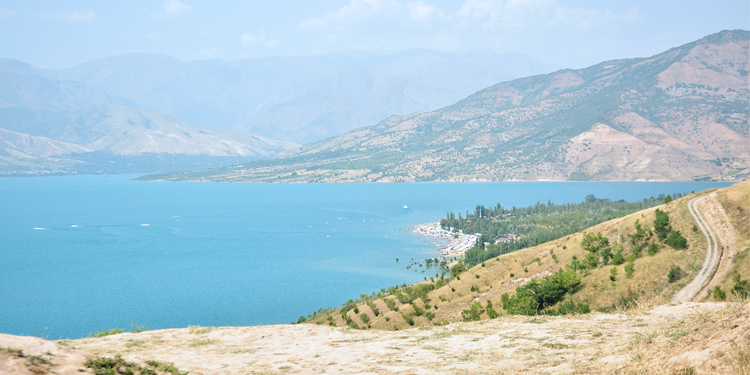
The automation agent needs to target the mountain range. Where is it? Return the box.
[148,30,749,183]
[0,49,551,174]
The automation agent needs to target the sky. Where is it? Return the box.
[1,0,748,70]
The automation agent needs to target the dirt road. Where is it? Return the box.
[671,194,721,304]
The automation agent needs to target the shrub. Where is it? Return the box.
[450,263,466,276]
[731,273,750,299]
[86,355,187,375]
[609,267,617,282]
[470,284,479,292]
[412,303,424,316]
[667,266,683,283]
[665,231,688,250]
[647,242,658,256]
[486,300,498,319]
[624,262,634,278]
[425,311,435,321]
[654,209,670,239]
[403,314,415,326]
[359,313,370,323]
[90,328,124,338]
[611,251,625,265]
[384,298,396,311]
[713,286,726,301]
[461,302,484,321]
[503,270,582,315]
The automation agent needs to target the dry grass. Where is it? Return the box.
[46,301,746,375]
[716,180,750,286]
[312,188,725,330]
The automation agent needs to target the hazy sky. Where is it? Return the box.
[1,0,748,70]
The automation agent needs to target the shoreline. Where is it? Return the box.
[412,222,479,259]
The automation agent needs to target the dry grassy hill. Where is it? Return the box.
[307,181,749,331]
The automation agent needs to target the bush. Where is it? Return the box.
[713,286,726,301]
[503,270,582,315]
[647,242,658,256]
[470,284,479,292]
[403,314,415,326]
[667,266,683,283]
[624,262,634,278]
[731,273,750,299]
[86,355,187,375]
[486,300,498,319]
[359,313,370,324]
[383,298,396,311]
[461,302,484,321]
[411,303,424,316]
[554,300,590,315]
[665,231,688,249]
[90,328,124,338]
[450,263,466,276]
[611,251,625,265]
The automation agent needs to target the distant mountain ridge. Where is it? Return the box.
[0,48,551,174]
[147,30,748,183]
[47,50,552,143]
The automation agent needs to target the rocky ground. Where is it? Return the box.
[2,301,748,375]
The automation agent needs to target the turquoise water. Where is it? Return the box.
[0,175,731,339]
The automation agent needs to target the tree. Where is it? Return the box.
[654,209,670,240]
[665,231,688,249]
[450,263,466,276]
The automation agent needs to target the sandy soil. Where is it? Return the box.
[2,302,748,375]
[695,190,739,298]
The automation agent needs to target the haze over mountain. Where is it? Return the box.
[150,30,749,183]
[0,48,551,174]
[48,49,552,143]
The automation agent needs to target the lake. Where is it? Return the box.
[0,175,731,339]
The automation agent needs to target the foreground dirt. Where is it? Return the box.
[2,302,748,375]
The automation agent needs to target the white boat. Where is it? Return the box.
[403,205,408,209]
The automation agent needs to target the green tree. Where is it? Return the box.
[612,250,625,265]
[665,231,688,249]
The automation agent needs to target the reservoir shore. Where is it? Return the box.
[412,222,479,259]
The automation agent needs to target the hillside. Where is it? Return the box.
[151,30,750,183]
[48,50,551,144]
[0,181,748,374]
[304,181,749,331]
[0,104,298,174]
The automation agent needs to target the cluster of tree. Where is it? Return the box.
[499,269,589,315]
[443,193,683,267]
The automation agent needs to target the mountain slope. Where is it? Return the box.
[0,104,299,174]
[4,104,297,157]
[0,128,90,171]
[50,50,552,143]
[306,181,748,332]
[154,30,749,183]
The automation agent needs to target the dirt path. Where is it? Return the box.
[671,193,724,304]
